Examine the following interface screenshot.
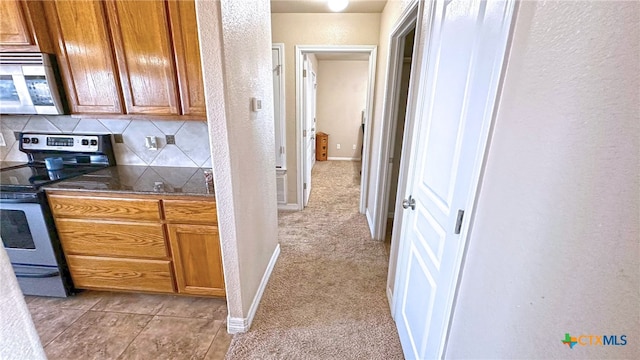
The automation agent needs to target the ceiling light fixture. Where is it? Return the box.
[328,0,349,12]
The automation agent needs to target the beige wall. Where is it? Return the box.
[271,12,380,203]
[446,1,639,357]
[316,60,369,159]
[196,0,279,324]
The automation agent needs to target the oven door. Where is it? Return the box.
[0,197,59,267]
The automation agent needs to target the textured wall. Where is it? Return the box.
[196,0,279,321]
[271,12,381,203]
[0,115,211,168]
[0,246,47,360]
[316,60,369,159]
[446,1,639,358]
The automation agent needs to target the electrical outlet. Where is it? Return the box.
[352,144,356,150]
[166,135,176,145]
[0,132,5,147]
[337,143,341,150]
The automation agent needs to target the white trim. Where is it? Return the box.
[365,208,375,239]
[227,243,281,334]
[295,45,377,213]
[373,2,421,241]
[387,286,394,319]
[272,43,287,170]
[326,157,361,161]
[278,203,301,211]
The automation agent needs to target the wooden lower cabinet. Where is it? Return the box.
[66,255,174,293]
[48,192,223,297]
[168,224,224,296]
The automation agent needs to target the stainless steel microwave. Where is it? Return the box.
[0,53,66,115]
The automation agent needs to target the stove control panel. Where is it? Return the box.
[21,134,101,152]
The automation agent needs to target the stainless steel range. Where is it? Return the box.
[0,132,115,297]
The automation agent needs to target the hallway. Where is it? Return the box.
[226,161,403,359]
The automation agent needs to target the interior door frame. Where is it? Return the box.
[295,45,377,211]
[375,0,423,306]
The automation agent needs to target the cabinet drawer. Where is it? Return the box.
[49,195,160,221]
[56,219,167,258]
[67,255,174,293]
[163,200,217,224]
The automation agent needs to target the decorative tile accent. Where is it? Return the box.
[0,116,212,167]
[150,145,198,167]
[45,115,80,132]
[73,119,110,134]
[122,120,166,164]
[175,121,210,166]
[99,119,131,134]
[23,115,61,133]
[151,119,184,135]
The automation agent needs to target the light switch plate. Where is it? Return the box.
[251,97,262,112]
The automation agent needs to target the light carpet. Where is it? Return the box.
[225,161,404,359]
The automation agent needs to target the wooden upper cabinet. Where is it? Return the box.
[167,0,206,117]
[44,1,123,114]
[0,0,32,46]
[106,0,179,115]
[1,0,53,52]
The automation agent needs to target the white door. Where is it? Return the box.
[302,56,316,207]
[393,0,515,358]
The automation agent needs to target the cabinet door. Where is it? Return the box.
[168,224,225,296]
[167,0,205,117]
[44,1,123,113]
[0,0,33,47]
[106,0,179,115]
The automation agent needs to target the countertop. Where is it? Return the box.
[43,165,215,197]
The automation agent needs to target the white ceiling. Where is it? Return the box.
[270,0,388,13]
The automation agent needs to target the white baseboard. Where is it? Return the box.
[327,157,362,161]
[387,286,395,319]
[278,203,300,211]
[365,208,375,238]
[227,243,281,334]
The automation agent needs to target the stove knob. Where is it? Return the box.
[22,138,31,144]
[31,137,39,144]
[90,139,98,146]
[81,139,89,146]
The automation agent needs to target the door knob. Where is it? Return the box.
[402,196,416,210]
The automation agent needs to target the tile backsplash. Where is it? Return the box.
[0,115,212,168]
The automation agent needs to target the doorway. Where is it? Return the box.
[295,45,377,211]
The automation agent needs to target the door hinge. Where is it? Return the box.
[454,210,465,234]
[280,146,285,154]
[303,183,307,190]
[303,69,307,77]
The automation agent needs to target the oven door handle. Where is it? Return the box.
[14,270,60,278]
[0,197,40,204]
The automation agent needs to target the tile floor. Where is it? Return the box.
[25,290,231,360]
